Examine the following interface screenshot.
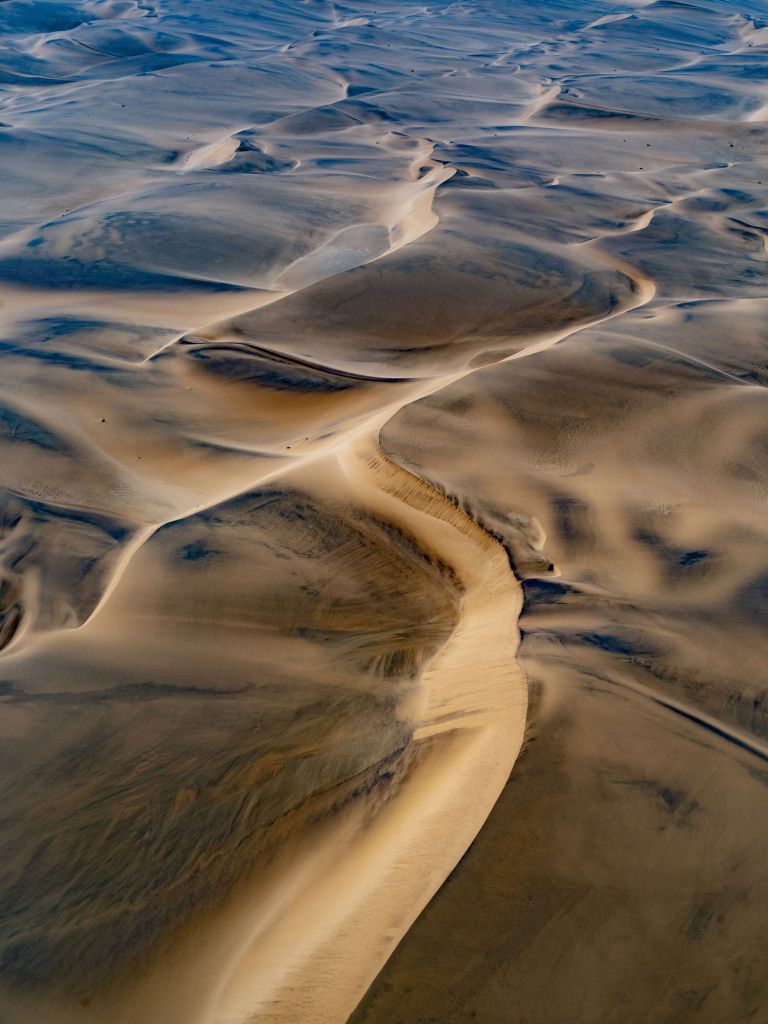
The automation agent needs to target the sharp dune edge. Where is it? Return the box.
[0,162,645,1020]
[206,442,528,1024]
[0,213,646,1020]
[0,431,527,1024]
[1,0,767,1021]
[0,105,647,1022]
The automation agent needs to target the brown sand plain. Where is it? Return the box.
[0,0,767,1021]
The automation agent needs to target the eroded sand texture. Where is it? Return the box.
[0,0,766,1022]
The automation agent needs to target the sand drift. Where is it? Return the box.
[0,0,767,1022]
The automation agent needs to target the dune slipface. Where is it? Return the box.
[0,0,766,1022]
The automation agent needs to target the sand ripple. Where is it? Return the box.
[0,0,766,1021]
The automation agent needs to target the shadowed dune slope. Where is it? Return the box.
[0,0,766,1022]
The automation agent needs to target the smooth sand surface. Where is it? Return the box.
[0,0,766,1021]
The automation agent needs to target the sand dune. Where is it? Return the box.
[0,0,766,1021]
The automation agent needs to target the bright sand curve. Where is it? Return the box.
[0,0,767,1022]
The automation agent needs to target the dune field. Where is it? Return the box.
[0,0,766,1021]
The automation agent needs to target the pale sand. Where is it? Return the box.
[207,443,527,1024]
[0,0,767,1021]
[0,434,526,1024]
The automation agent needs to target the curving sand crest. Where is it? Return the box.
[207,442,526,1024]
[2,0,767,1021]
[0,435,526,1024]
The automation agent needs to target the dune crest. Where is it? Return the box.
[1,0,767,1021]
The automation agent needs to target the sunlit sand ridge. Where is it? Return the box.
[0,0,766,1021]
[0,431,528,1024]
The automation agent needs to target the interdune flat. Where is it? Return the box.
[0,0,766,1022]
